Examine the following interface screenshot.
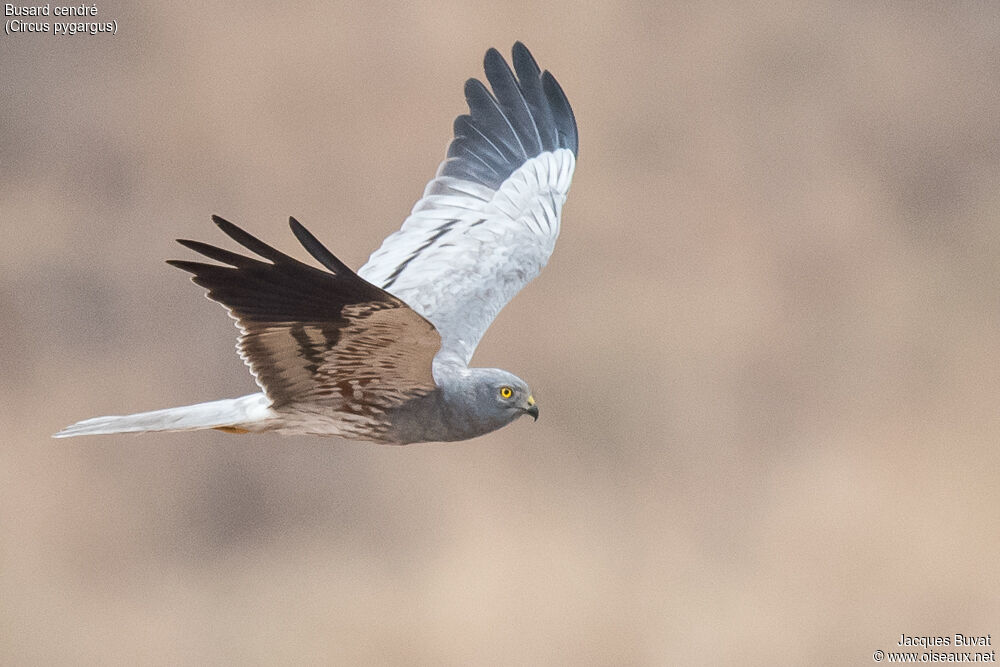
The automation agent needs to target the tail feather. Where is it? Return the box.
[53,393,274,438]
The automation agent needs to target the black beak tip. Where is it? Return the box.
[526,406,539,421]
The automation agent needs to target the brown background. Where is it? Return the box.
[3,1,999,664]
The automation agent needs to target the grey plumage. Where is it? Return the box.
[55,43,574,444]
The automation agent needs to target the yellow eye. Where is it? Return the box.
[500,386,513,399]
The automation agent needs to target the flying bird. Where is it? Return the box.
[55,43,577,444]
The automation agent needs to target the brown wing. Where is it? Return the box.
[168,215,440,411]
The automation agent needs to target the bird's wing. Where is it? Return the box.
[168,216,440,415]
[358,43,578,366]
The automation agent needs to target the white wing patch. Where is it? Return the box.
[359,148,575,366]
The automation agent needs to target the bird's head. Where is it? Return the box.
[491,372,538,422]
[456,368,539,429]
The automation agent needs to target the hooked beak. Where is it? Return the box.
[524,395,539,421]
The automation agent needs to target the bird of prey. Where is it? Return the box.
[55,43,577,444]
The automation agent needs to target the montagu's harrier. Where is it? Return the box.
[56,43,577,444]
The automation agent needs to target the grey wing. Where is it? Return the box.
[168,216,440,420]
[358,43,578,367]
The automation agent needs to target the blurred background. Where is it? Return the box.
[3,1,999,664]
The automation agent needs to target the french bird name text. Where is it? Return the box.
[5,3,117,35]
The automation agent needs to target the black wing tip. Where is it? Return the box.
[211,213,235,231]
[175,238,203,251]
[210,214,249,242]
[510,42,535,65]
[288,216,354,275]
[541,70,579,156]
[169,214,402,328]
[511,42,541,77]
[490,41,532,65]
[482,47,515,85]
[173,238,206,262]
[463,77,488,100]
[165,258,207,274]
[483,46,503,64]
[446,43,577,188]
[176,214,346,276]
[287,216,318,248]
[287,216,314,249]
[203,213,300,266]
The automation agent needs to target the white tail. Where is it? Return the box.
[53,393,274,438]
